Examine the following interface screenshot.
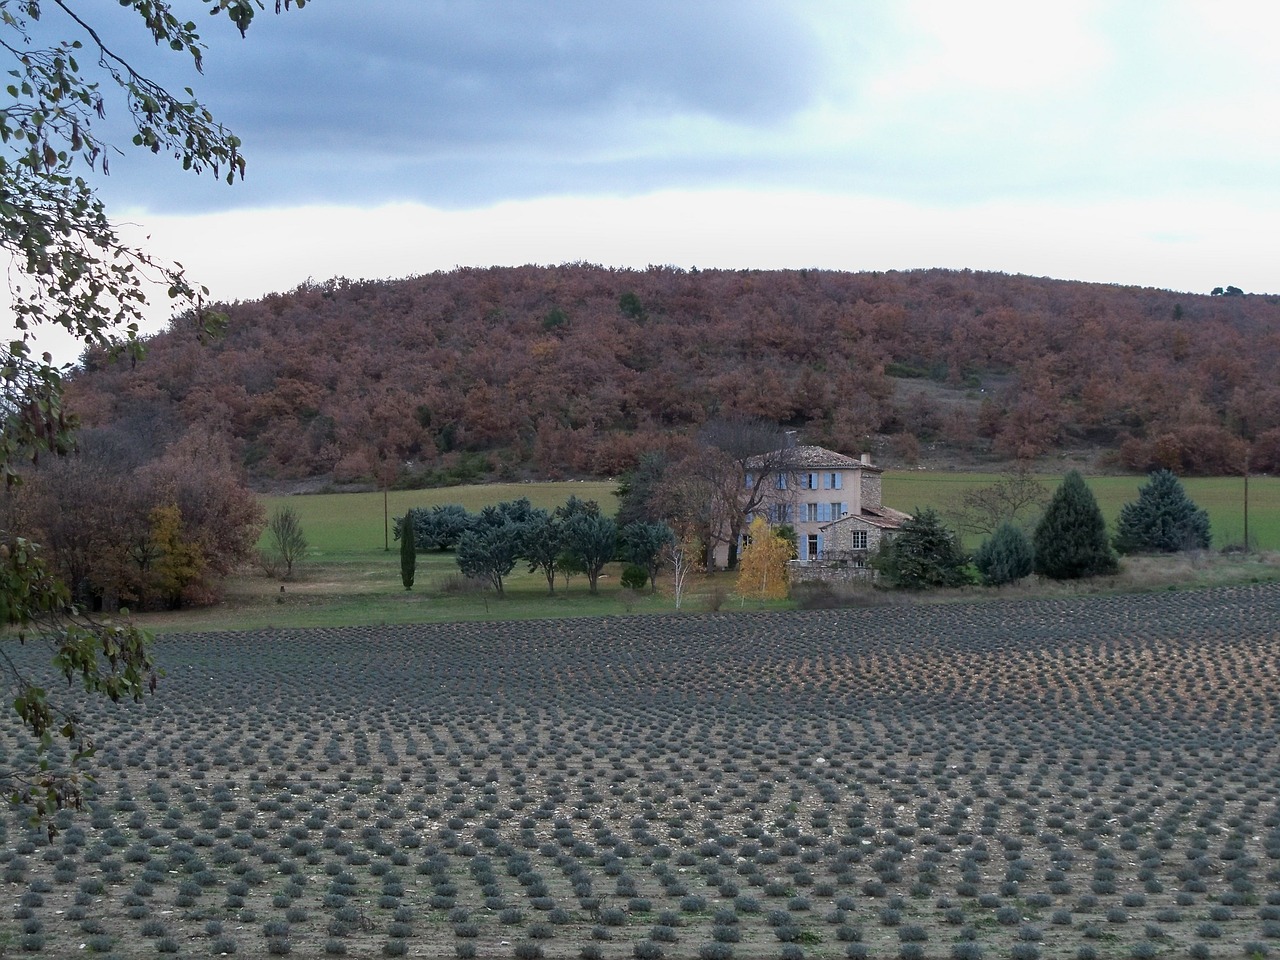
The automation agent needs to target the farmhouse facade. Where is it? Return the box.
[714,443,910,570]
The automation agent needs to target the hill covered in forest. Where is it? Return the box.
[67,265,1280,486]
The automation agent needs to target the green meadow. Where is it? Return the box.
[136,473,1280,634]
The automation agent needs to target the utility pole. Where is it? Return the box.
[1244,449,1250,553]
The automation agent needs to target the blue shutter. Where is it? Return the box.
[822,473,831,490]
[745,472,754,489]
[834,473,842,490]
[816,533,825,558]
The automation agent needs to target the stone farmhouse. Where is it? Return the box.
[715,442,910,578]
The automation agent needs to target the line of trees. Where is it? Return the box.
[395,464,1217,598]
[394,497,674,596]
[880,469,1213,590]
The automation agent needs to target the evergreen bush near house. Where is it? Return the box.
[1033,471,1118,579]
[399,509,416,590]
[620,565,649,590]
[974,522,1035,586]
[1112,469,1211,554]
[873,508,973,589]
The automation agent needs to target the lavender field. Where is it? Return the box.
[3,585,1280,958]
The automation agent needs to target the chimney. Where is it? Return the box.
[783,430,798,449]
[860,452,872,465]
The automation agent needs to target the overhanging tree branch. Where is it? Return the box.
[0,0,299,832]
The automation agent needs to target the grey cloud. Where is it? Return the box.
[91,1,827,212]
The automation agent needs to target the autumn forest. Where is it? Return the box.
[67,265,1280,486]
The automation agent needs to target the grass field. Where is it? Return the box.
[129,473,1280,635]
[5,585,1280,958]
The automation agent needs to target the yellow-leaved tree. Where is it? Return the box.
[149,505,206,611]
[736,517,792,601]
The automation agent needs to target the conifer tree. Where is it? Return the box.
[400,508,416,591]
[873,508,973,589]
[974,521,1035,586]
[1033,471,1118,579]
[1112,469,1211,554]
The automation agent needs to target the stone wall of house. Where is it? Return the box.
[861,472,882,509]
[823,519,888,554]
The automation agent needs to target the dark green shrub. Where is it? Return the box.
[620,564,649,591]
[974,522,1034,586]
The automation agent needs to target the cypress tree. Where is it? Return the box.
[974,521,1035,586]
[1033,471,1118,579]
[1112,469,1211,554]
[400,508,416,590]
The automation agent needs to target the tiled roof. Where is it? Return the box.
[746,444,879,470]
[822,504,911,532]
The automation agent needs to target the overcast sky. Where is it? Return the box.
[16,1,1280,357]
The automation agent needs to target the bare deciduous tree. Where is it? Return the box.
[658,418,798,570]
[266,506,309,580]
[946,466,1050,537]
[664,536,698,610]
